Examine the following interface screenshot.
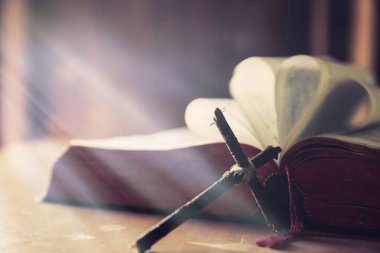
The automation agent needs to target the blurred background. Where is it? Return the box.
[0,0,378,146]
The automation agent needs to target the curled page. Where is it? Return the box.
[230,57,285,148]
[184,98,262,149]
[275,55,377,150]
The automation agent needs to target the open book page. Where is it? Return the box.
[70,128,218,150]
[275,55,377,151]
[184,98,262,149]
[323,123,380,149]
[275,55,321,144]
[284,79,380,150]
[229,57,285,147]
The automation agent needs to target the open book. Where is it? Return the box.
[44,55,380,233]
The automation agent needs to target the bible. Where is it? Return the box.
[44,55,380,234]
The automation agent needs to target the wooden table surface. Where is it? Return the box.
[1,140,379,253]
